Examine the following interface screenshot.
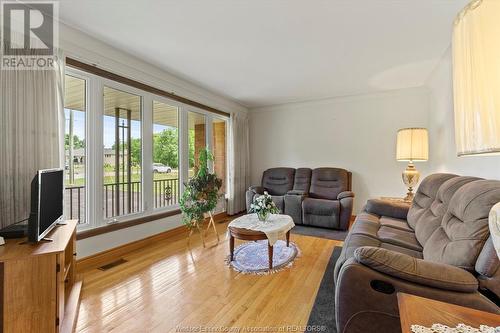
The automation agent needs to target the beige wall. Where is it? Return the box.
[249,87,430,213]
[426,48,500,179]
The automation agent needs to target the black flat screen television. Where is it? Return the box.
[28,168,64,242]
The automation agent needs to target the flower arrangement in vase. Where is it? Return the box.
[248,191,280,222]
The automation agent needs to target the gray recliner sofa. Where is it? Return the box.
[246,167,354,230]
[246,167,296,213]
[334,174,500,333]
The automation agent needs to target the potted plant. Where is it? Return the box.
[180,148,222,246]
[248,191,280,222]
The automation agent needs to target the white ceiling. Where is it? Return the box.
[58,0,468,108]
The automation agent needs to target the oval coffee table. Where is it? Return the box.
[228,214,295,269]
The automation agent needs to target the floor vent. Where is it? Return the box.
[98,258,128,271]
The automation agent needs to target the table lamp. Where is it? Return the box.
[396,128,429,201]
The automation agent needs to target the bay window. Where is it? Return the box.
[64,64,229,232]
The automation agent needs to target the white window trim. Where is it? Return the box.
[151,95,183,213]
[65,68,229,232]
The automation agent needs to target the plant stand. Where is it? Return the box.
[186,212,220,248]
[205,211,220,243]
[187,222,206,248]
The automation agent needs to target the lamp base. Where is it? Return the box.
[404,191,414,202]
[402,162,420,203]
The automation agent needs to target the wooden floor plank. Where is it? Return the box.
[76,220,342,333]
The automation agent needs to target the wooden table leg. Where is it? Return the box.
[268,241,273,269]
[229,234,235,261]
[286,231,290,247]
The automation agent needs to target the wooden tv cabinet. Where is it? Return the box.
[0,220,82,333]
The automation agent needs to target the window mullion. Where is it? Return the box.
[179,108,189,195]
[90,75,104,228]
[142,94,153,212]
[206,115,214,173]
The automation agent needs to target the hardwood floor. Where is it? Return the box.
[76,220,342,333]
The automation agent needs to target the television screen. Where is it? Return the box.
[39,169,64,234]
[28,169,64,242]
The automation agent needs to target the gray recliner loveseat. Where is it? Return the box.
[334,173,500,333]
[246,167,354,230]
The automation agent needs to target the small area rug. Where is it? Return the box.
[292,225,348,241]
[226,240,299,275]
[307,246,343,332]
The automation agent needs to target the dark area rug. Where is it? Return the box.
[307,246,342,333]
[292,225,348,241]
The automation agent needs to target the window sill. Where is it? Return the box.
[76,209,181,240]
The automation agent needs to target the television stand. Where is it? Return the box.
[18,237,54,245]
[56,221,68,226]
[0,220,81,333]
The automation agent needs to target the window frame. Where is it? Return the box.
[101,79,146,223]
[65,64,230,235]
[209,115,229,195]
[63,71,89,226]
[151,95,183,213]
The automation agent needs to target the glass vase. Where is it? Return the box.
[257,210,270,222]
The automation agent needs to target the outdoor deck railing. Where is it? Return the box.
[65,178,179,223]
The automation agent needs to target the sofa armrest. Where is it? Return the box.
[287,190,307,196]
[338,191,354,230]
[245,186,265,211]
[337,191,354,200]
[248,186,265,194]
[354,247,478,293]
[365,199,409,219]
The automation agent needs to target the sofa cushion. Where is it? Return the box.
[292,168,312,193]
[424,180,500,271]
[414,176,480,246]
[302,197,340,228]
[407,173,458,230]
[303,197,339,215]
[334,232,423,283]
[309,168,349,200]
[379,216,413,232]
[261,168,295,196]
[350,217,422,252]
[377,226,422,251]
[354,247,479,293]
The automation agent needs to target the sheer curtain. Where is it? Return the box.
[227,111,250,215]
[0,47,65,228]
[453,0,500,156]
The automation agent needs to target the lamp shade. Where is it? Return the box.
[453,0,500,156]
[396,128,429,162]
